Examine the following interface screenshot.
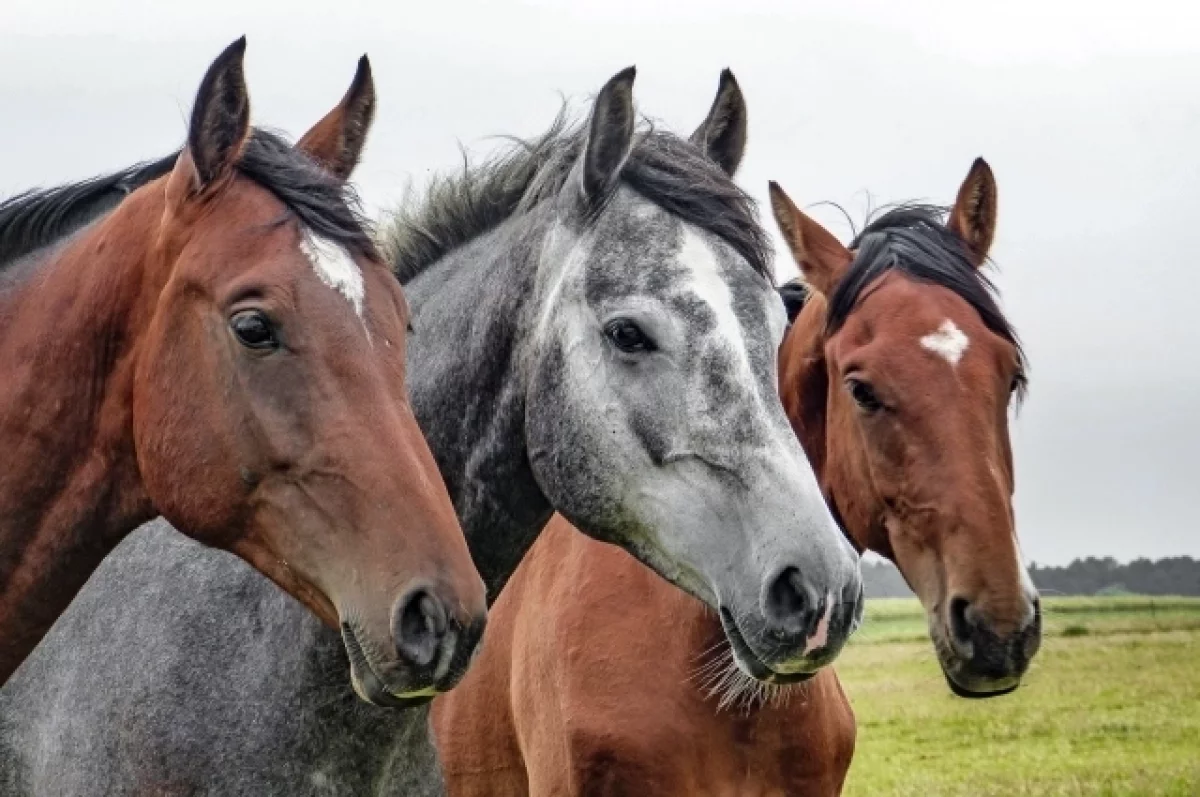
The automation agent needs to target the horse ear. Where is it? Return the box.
[947,157,998,266]
[183,37,251,192]
[296,55,376,180]
[769,181,852,297]
[581,66,637,206]
[689,69,747,176]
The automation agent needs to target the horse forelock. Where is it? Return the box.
[832,203,1028,401]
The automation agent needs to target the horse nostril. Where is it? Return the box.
[393,589,448,669]
[949,596,974,645]
[764,567,812,637]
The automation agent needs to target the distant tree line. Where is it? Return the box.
[861,556,1200,598]
[1029,556,1200,597]
[861,559,915,598]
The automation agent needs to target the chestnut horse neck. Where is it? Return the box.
[0,171,181,678]
[0,130,376,680]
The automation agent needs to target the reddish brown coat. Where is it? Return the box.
[432,161,1036,794]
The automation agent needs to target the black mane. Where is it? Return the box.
[827,204,1027,397]
[0,128,375,272]
[381,111,771,284]
[0,155,176,268]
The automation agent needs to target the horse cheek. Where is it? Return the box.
[132,306,245,542]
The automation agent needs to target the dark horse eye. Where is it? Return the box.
[604,319,654,354]
[230,310,278,351]
[846,377,883,413]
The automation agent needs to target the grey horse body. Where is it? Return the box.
[0,524,438,796]
[1,73,860,795]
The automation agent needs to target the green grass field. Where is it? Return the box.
[839,597,1200,796]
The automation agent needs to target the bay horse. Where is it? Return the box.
[0,69,861,795]
[0,40,486,699]
[430,157,1042,795]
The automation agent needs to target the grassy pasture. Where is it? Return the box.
[839,597,1200,796]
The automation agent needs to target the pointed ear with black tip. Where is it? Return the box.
[768,181,852,297]
[296,55,377,180]
[689,69,747,176]
[581,66,637,207]
[947,157,998,267]
[182,37,251,192]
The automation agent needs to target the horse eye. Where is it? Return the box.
[846,377,883,413]
[604,319,655,354]
[230,310,278,351]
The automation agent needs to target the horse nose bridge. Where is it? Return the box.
[936,453,1015,524]
[303,440,482,608]
[316,415,446,507]
[943,524,1031,622]
[744,439,837,529]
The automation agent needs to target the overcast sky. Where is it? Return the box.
[3,0,1196,565]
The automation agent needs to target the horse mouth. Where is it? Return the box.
[341,622,439,708]
[718,608,818,685]
[930,624,1023,699]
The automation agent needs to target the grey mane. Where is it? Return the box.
[380,109,773,285]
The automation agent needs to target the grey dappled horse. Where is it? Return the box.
[0,69,861,795]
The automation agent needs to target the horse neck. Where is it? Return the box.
[0,188,165,681]
[403,215,556,602]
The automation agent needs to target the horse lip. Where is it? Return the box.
[341,622,438,708]
[718,608,819,685]
[932,625,1023,699]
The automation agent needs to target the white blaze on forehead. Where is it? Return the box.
[679,226,816,468]
[920,319,970,366]
[300,230,365,319]
[679,228,756,383]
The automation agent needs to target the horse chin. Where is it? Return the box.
[942,668,1020,699]
[719,608,819,686]
[341,622,439,709]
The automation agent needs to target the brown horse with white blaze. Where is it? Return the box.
[772,165,1040,697]
[432,146,1040,794]
[0,40,486,702]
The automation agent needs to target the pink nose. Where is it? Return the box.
[803,598,834,656]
